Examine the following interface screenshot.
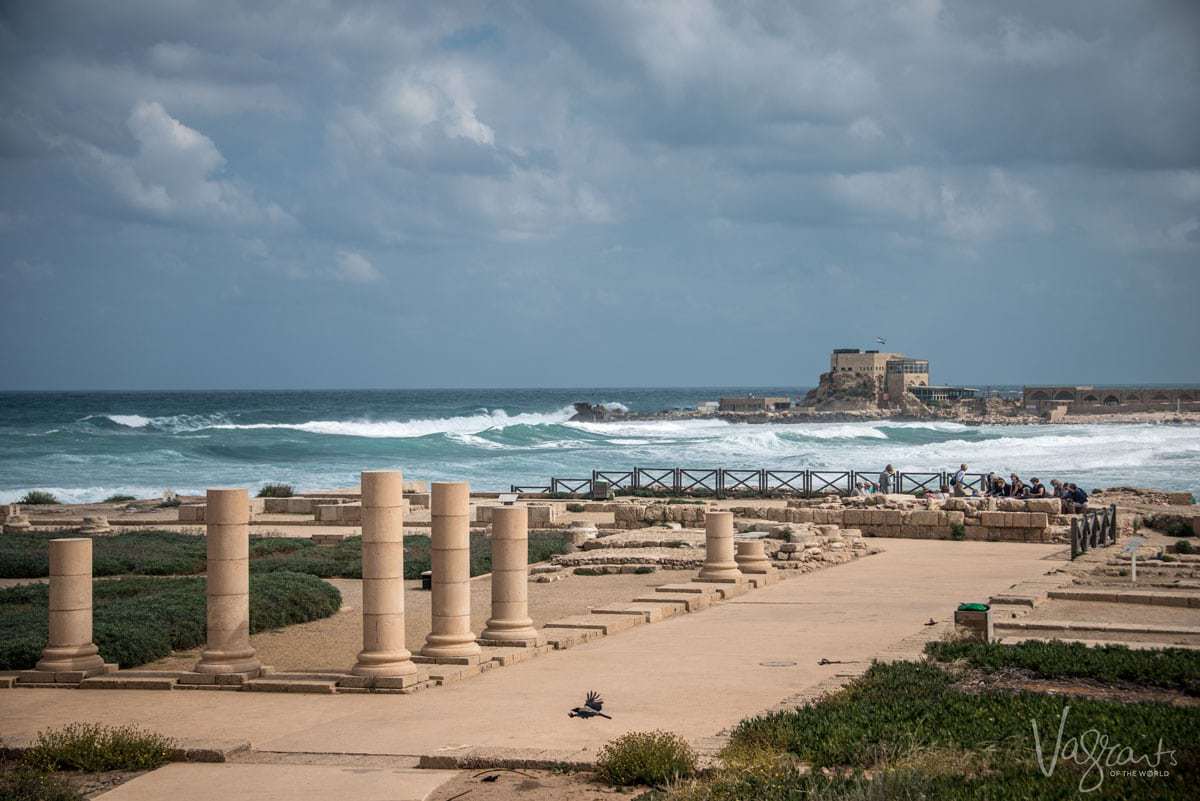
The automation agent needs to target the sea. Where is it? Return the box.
[1,388,1198,503]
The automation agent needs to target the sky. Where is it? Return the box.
[1,0,1198,391]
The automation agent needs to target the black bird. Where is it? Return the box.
[569,690,611,719]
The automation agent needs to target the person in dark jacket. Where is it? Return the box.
[878,464,896,495]
[1028,478,1047,498]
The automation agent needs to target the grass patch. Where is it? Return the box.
[0,766,82,801]
[256,483,294,498]
[661,660,1200,799]
[102,494,137,504]
[17,491,58,505]
[926,639,1200,695]
[1,530,571,582]
[710,661,1199,799]
[22,723,173,773]
[596,731,697,787]
[0,572,340,670]
[0,531,208,579]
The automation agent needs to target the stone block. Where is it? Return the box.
[244,679,336,694]
[980,511,1006,527]
[544,614,641,635]
[1026,498,1061,515]
[633,592,712,612]
[178,504,205,523]
[590,603,673,623]
[79,676,177,690]
[1027,512,1049,528]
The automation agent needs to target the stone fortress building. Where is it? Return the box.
[809,348,976,409]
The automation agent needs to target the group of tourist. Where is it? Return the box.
[850,463,1089,512]
[950,463,1089,512]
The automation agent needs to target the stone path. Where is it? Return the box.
[1,539,1064,769]
[93,763,458,801]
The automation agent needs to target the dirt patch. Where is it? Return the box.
[146,571,670,672]
[953,667,1200,708]
[428,767,643,801]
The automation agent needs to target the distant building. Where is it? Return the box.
[1023,386,1200,413]
[719,396,793,413]
[911,385,977,404]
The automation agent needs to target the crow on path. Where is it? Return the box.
[569,690,611,719]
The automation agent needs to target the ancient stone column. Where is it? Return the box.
[352,470,417,677]
[420,482,480,661]
[697,510,741,581]
[479,506,540,645]
[36,538,105,675]
[194,488,261,675]
[734,540,772,574]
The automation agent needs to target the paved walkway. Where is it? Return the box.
[1,540,1065,764]
[94,764,458,801]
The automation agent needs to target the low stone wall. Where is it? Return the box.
[728,496,1062,543]
[475,503,560,527]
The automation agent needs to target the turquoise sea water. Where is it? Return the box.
[1,389,1197,502]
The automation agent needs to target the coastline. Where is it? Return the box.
[590,408,1200,427]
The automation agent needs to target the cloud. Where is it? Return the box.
[80,101,291,227]
[334,250,381,283]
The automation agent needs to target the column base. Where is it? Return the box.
[694,571,745,583]
[351,650,419,678]
[193,646,262,676]
[36,644,106,675]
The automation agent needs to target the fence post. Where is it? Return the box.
[1110,504,1118,546]
[1070,518,1079,559]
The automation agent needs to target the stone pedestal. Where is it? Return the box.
[734,540,773,574]
[954,605,993,642]
[697,511,741,581]
[353,471,418,678]
[3,504,32,533]
[420,482,481,662]
[479,506,540,646]
[194,489,261,676]
[36,538,105,675]
[79,515,112,535]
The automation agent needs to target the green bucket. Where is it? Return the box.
[957,602,990,612]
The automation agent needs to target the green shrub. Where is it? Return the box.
[22,723,174,773]
[18,491,57,505]
[574,567,605,576]
[157,495,181,508]
[256,483,294,498]
[950,522,966,541]
[1159,554,1177,563]
[633,566,656,574]
[1176,540,1196,555]
[0,529,571,582]
[102,494,137,504]
[925,639,1200,695]
[0,573,340,670]
[566,503,587,513]
[0,766,82,801]
[596,731,697,787]
[728,661,1200,771]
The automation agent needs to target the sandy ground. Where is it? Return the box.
[146,571,670,672]
[427,769,634,801]
[1024,599,1200,627]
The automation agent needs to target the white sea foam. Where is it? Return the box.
[206,406,578,439]
[107,414,153,428]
